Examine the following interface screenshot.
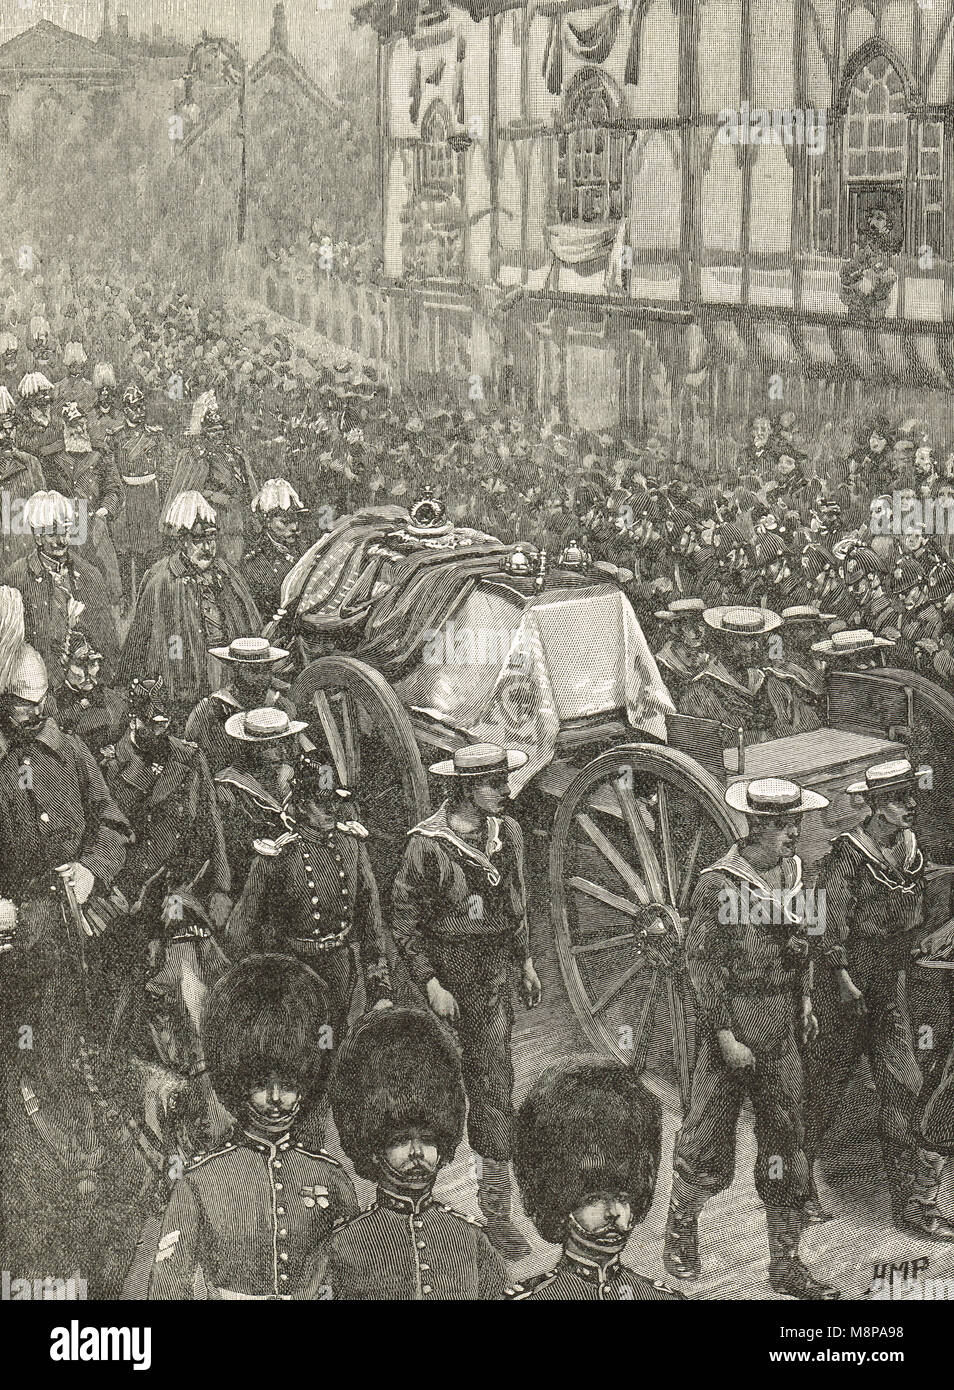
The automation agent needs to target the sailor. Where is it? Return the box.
[392,742,542,1261]
[664,777,841,1299]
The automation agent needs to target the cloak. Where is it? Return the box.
[119,552,261,711]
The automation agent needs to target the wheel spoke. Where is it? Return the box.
[569,875,643,918]
[631,967,661,1073]
[575,812,651,904]
[677,823,705,912]
[310,690,350,786]
[655,783,678,906]
[590,955,647,1016]
[613,779,666,903]
[571,932,640,956]
[335,692,360,787]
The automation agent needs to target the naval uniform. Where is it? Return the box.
[806,827,926,1164]
[148,1131,358,1299]
[391,804,530,1162]
[505,1251,684,1301]
[317,1187,506,1301]
[672,843,812,1209]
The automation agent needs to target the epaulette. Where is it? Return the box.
[146,424,163,434]
[330,1202,378,1233]
[438,1204,485,1228]
[294,1143,343,1169]
[185,1140,237,1172]
[504,1269,558,1300]
[650,1277,681,1296]
[336,820,369,839]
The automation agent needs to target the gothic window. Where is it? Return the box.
[844,58,907,181]
[415,101,463,202]
[557,73,625,225]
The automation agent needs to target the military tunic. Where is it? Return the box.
[148,1132,358,1299]
[318,1188,506,1301]
[110,422,168,558]
[505,1252,684,1301]
[226,822,391,1029]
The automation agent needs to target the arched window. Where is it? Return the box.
[844,57,907,182]
[557,72,626,225]
[841,54,910,255]
[415,101,463,202]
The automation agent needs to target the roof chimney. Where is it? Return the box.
[117,13,129,39]
[271,3,289,52]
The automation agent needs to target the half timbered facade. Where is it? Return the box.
[364,0,954,438]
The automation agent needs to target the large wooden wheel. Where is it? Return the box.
[550,744,742,1108]
[860,668,954,861]
[292,656,430,885]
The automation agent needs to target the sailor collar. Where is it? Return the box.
[411,802,505,885]
[561,1250,622,1285]
[691,659,753,700]
[216,766,287,815]
[656,641,699,679]
[841,827,923,878]
[210,687,243,712]
[702,841,803,899]
[376,1187,435,1215]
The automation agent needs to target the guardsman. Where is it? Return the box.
[215,705,304,891]
[53,341,95,413]
[46,401,123,609]
[106,676,231,928]
[227,750,391,1032]
[110,383,169,604]
[508,1059,684,1301]
[4,489,119,687]
[664,778,841,1300]
[319,1007,506,1300]
[185,635,296,776]
[243,477,308,621]
[392,742,542,1261]
[806,759,954,1241]
[148,954,358,1299]
[15,372,60,465]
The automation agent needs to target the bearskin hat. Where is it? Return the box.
[330,1008,466,1181]
[513,1059,662,1244]
[203,953,333,1120]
